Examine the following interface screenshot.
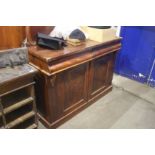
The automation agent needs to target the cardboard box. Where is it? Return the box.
[81,26,117,43]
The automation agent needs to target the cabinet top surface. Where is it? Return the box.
[28,38,121,63]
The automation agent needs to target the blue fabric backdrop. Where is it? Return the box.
[115,26,155,87]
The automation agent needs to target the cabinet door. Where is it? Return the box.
[50,63,88,122]
[88,53,115,99]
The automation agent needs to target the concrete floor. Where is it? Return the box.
[39,75,155,129]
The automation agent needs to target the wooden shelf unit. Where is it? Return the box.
[0,65,38,129]
[0,83,37,129]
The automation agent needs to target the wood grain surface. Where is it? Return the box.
[0,26,25,50]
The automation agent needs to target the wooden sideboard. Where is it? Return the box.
[26,26,121,128]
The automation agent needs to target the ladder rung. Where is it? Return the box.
[27,124,37,129]
[4,97,33,114]
[6,111,35,128]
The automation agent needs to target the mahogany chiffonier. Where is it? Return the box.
[26,26,122,128]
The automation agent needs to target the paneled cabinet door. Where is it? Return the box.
[88,53,115,99]
[50,63,88,122]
